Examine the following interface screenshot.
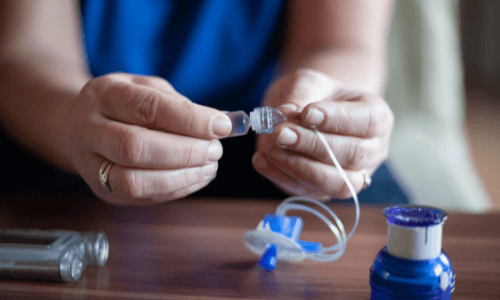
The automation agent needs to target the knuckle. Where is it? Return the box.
[335,105,350,133]
[179,101,197,134]
[134,91,161,126]
[279,69,320,99]
[181,169,192,187]
[366,106,380,136]
[302,165,321,187]
[294,68,321,80]
[119,171,144,199]
[337,181,353,199]
[386,105,395,130]
[100,79,128,110]
[131,75,175,91]
[345,140,367,169]
[366,98,393,137]
[181,143,197,167]
[119,130,146,164]
[310,134,328,160]
[302,163,329,192]
[149,76,175,90]
[291,69,317,88]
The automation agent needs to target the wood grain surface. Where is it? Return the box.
[0,194,499,299]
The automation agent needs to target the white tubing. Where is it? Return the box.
[274,130,360,263]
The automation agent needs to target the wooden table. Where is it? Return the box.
[0,194,499,299]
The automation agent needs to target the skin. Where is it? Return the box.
[0,0,393,205]
[253,0,393,200]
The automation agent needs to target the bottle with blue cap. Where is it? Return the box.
[370,205,455,299]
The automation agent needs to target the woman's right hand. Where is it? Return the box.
[67,73,232,205]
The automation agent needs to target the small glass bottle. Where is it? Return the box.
[225,106,286,138]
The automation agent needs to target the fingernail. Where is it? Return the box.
[212,116,232,137]
[203,163,218,179]
[267,147,288,162]
[276,127,297,147]
[277,103,299,112]
[207,141,223,162]
[252,153,268,169]
[204,172,217,181]
[304,108,325,126]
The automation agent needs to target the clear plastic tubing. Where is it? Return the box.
[225,106,286,138]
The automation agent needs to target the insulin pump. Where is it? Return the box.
[0,228,109,282]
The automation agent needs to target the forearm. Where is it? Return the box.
[0,58,90,172]
[279,0,391,96]
[283,47,386,95]
[0,0,90,172]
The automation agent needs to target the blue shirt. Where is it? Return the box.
[82,0,285,112]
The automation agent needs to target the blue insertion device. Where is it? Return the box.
[243,214,322,271]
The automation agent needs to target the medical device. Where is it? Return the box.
[225,106,286,137]
[229,106,360,271]
[369,205,455,299]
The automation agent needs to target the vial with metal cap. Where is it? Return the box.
[370,205,455,299]
[225,106,286,138]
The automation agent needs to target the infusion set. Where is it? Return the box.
[0,228,109,282]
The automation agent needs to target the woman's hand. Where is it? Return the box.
[252,69,394,200]
[67,73,232,205]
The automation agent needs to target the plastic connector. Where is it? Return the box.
[243,214,322,270]
[225,106,286,138]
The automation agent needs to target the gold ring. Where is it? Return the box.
[99,160,114,192]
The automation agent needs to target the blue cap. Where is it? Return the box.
[383,205,448,227]
[258,244,278,271]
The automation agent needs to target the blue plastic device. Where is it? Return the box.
[370,205,455,299]
[244,214,322,271]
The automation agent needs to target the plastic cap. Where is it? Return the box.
[383,205,448,227]
[258,244,278,271]
[82,231,109,266]
[249,107,286,134]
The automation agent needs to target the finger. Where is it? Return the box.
[271,123,385,170]
[111,177,214,205]
[103,178,214,206]
[81,118,223,169]
[252,152,329,200]
[86,74,232,139]
[96,159,218,204]
[265,146,366,199]
[149,177,214,204]
[300,93,394,138]
[254,102,300,154]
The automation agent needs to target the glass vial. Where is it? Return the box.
[225,106,286,138]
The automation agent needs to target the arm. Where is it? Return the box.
[284,0,391,94]
[253,0,394,199]
[0,0,90,172]
[0,0,231,204]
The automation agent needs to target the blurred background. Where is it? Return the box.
[383,0,499,212]
[461,0,500,210]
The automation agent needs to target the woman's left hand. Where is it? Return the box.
[252,69,394,200]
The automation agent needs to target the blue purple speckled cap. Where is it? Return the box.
[383,205,448,227]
